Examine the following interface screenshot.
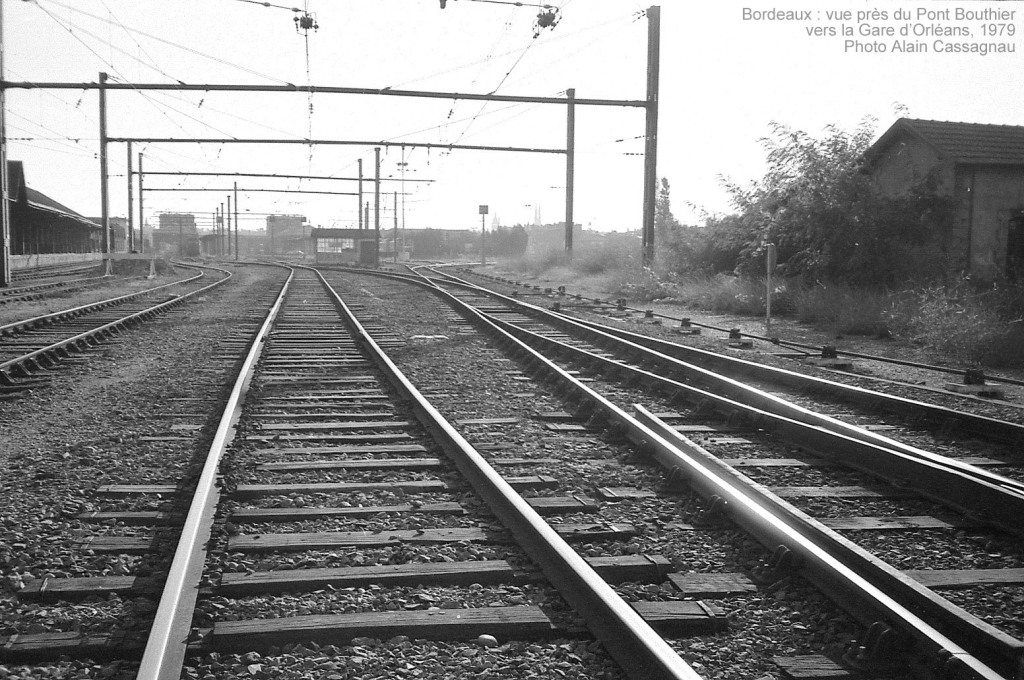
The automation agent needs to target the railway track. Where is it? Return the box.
[3,262,1021,679]
[0,264,230,394]
[0,263,288,679]
[451,266,1024,393]
[0,273,115,306]
[315,265,1024,679]
[2,267,707,680]
[10,261,106,285]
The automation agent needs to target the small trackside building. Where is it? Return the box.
[310,228,378,266]
[863,118,1024,280]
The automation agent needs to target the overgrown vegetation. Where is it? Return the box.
[655,118,956,285]
[505,118,1023,367]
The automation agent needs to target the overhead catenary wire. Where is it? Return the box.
[39,0,297,86]
[230,0,302,11]
[30,1,240,174]
[27,7,245,142]
[15,0,647,232]
[143,90,310,142]
[493,12,642,92]
[445,0,561,149]
[4,135,98,160]
[383,9,636,93]
[4,67,97,125]
[32,8,241,145]
[96,0,184,85]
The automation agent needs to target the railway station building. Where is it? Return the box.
[6,160,102,257]
[864,119,1024,280]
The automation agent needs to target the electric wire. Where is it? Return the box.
[384,10,639,92]
[5,127,97,159]
[446,4,546,148]
[30,0,240,170]
[39,0,296,86]
[22,0,643,229]
[230,0,302,11]
[440,12,509,147]
[392,99,541,144]
[5,110,90,148]
[27,6,237,142]
[96,0,185,85]
[3,68,97,125]
[4,138,98,160]
[492,12,641,92]
[107,76,242,141]
[143,90,309,141]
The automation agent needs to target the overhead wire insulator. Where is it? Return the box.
[533,7,560,37]
[294,12,318,33]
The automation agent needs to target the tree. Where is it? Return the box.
[717,118,953,285]
[654,178,692,272]
[491,225,529,259]
[655,178,680,237]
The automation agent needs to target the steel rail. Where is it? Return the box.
[135,265,295,680]
[546,310,1024,444]
[0,265,228,386]
[382,268,1015,680]
[365,267,1013,680]
[631,407,1024,678]
[456,267,1024,389]
[471,291,1024,525]
[0,273,111,301]
[420,268,1024,502]
[312,265,701,680]
[432,268,1024,444]
[11,261,105,283]
[0,269,204,337]
[495,296,1024,531]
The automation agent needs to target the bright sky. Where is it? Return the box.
[5,0,1023,233]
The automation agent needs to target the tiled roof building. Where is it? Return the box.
[864,118,1024,279]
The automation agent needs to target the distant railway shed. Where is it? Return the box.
[310,227,377,266]
[6,160,102,257]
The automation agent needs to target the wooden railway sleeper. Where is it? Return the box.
[366,266,1021,679]
[446,272,1024,446]
[494,308,1024,537]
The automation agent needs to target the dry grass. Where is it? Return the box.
[504,250,1024,368]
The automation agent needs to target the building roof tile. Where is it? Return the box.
[868,118,1024,165]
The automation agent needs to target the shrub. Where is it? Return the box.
[513,249,568,276]
[573,240,638,276]
[789,282,892,336]
[504,245,1024,367]
[885,278,1024,366]
[669,274,769,316]
[605,266,675,302]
